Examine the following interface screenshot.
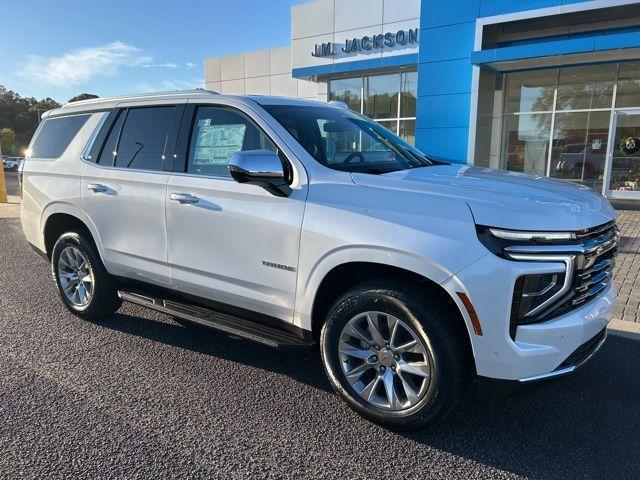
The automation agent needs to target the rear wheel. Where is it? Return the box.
[320,279,470,430]
[51,231,121,320]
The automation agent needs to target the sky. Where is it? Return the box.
[0,0,305,103]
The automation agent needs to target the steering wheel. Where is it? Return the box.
[343,152,366,164]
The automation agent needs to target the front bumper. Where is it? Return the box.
[442,253,616,381]
[475,328,607,400]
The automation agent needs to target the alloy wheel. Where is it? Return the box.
[338,311,433,411]
[58,246,94,308]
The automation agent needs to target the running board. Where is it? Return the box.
[118,290,312,348]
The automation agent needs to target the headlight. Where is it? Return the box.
[488,228,576,242]
[476,226,578,257]
[510,272,566,335]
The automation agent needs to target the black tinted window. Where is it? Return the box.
[96,110,126,166]
[114,107,175,170]
[29,114,90,159]
[187,106,276,177]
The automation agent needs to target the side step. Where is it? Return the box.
[118,291,312,348]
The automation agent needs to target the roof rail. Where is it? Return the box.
[60,88,219,108]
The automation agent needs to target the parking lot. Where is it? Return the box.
[0,217,638,479]
[2,171,20,197]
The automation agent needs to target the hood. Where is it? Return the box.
[351,164,616,231]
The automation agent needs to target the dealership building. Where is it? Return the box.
[204,0,640,200]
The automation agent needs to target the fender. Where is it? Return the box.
[293,244,483,332]
[40,201,109,269]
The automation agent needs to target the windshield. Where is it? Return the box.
[262,104,434,174]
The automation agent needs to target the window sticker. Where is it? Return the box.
[193,123,246,164]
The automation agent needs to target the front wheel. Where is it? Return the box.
[320,279,470,430]
[51,231,121,320]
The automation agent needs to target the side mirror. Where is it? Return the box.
[228,150,291,197]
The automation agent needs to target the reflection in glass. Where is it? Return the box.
[364,73,400,119]
[556,64,615,110]
[375,120,398,136]
[505,69,558,113]
[399,119,415,145]
[609,113,640,192]
[549,111,610,190]
[502,114,551,175]
[616,62,640,108]
[400,71,418,118]
[329,78,362,112]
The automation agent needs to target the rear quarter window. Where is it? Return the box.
[28,114,91,159]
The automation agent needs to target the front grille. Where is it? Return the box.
[506,221,619,337]
[544,222,618,319]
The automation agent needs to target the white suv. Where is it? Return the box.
[21,90,618,430]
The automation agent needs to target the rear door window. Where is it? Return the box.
[114,106,175,171]
[29,114,90,158]
[96,110,126,166]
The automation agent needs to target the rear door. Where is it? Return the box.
[81,103,185,286]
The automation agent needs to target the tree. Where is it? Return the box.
[0,85,61,153]
[0,128,18,155]
[68,93,99,103]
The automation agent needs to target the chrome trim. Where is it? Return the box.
[505,244,585,254]
[518,330,607,383]
[505,252,576,317]
[81,112,110,162]
[518,366,576,383]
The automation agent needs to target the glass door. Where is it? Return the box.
[605,110,640,199]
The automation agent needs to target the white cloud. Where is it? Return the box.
[139,62,179,69]
[162,78,204,90]
[135,77,204,93]
[185,62,196,68]
[23,41,153,87]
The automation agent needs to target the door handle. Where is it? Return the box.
[170,192,199,204]
[87,183,109,193]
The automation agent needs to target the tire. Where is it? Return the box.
[51,231,121,320]
[320,279,470,431]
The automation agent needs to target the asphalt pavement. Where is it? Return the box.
[0,217,638,479]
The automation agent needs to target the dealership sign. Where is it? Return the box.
[312,28,418,57]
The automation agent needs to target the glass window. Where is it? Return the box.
[616,62,640,108]
[364,73,400,119]
[329,78,362,112]
[502,114,551,175]
[608,113,640,192]
[505,69,557,113]
[400,71,417,118]
[264,104,431,174]
[376,120,398,136]
[187,106,276,177]
[556,64,616,110]
[29,114,90,159]
[399,119,416,145]
[97,110,126,166]
[114,107,175,170]
[548,111,610,190]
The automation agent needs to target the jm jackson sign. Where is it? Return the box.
[311,28,418,57]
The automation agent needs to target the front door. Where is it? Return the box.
[605,110,640,199]
[165,104,306,322]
